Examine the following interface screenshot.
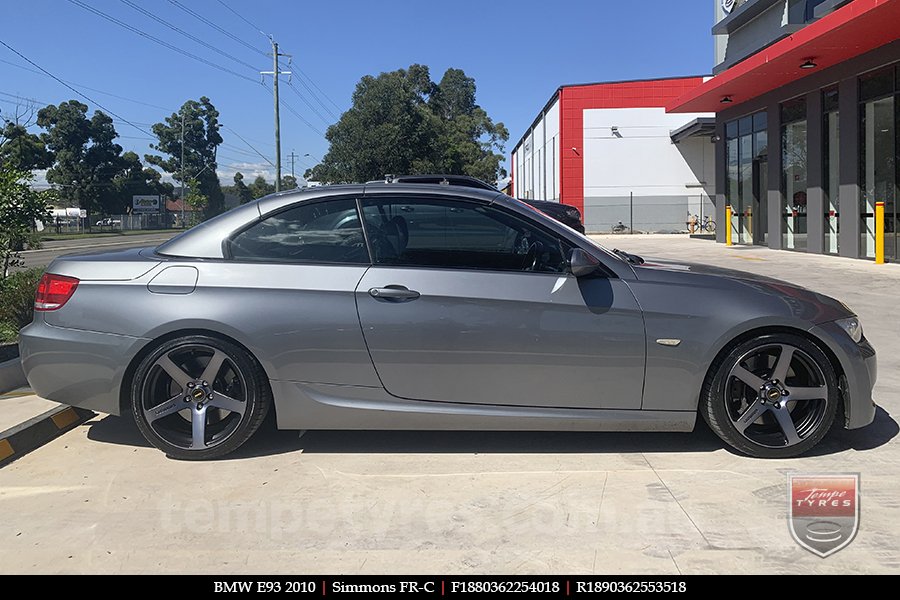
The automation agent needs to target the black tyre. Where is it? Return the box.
[706,220,716,233]
[701,333,838,458]
[131,335,270,460]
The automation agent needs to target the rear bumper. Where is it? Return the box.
[809,322,877,430]
[19,318,148,416]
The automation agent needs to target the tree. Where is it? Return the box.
[182,177,207,226]
[0,100,52,172]
[228,172,253,204]
[111,151,173,213]
[305,64,508,185]
[248,175,275,199]
[281,175,298,190]
[146,97,224,218]
[37,100,125,216]
[0,167,52,278]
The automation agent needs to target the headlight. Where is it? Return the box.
[835,316,863,344]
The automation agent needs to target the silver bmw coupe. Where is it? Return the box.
[20,183,876,459]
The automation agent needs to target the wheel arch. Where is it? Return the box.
[700,324,846,415]
[119,328,275,416]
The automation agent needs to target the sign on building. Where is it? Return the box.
[132,195,161,213]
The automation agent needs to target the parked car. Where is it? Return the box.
[20,182,876,459]
[386,174,585,233]
[520,199,585,234]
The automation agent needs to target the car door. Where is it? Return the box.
[217,196,380,387]
[355,195,646,409]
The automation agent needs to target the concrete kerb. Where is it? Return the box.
[0,404,95,467]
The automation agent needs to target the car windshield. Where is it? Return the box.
[503,196,629,264]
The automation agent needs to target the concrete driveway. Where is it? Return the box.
[0,235,897,574]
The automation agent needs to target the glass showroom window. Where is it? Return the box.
[724,112,767,245]
[859,65,898,260]
[781,97,808,251]
[823,87,840,254]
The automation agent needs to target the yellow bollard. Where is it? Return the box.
[725,205,733,246]
[875,201,885,264]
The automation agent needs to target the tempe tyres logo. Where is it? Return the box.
[788,474,859,557]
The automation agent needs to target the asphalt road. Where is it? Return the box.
[19,232,179,269]
[1,235,898,574]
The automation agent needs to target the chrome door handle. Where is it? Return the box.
[368,286,421,301]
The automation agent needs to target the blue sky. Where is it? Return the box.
[1,0,714,184]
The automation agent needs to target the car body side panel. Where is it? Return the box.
[20,315,147,416]
[271,381,695,431]
[808,321,877,429]
[356,267,646,409]
[629,264,864,413]
[39,261,381,389]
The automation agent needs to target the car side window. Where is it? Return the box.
[228,198,369,264]
[360,197,569,273]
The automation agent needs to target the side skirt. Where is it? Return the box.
[270,381,696,432]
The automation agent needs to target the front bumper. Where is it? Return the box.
[809,321,877,429]
[19,318,148,416]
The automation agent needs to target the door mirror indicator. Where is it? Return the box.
[568,248,601,277]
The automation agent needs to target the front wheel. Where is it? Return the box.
[701,333,838,458]
[131,335,271,460]
[705,220,716,233]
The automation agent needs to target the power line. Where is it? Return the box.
[118,0,260,73]
[1,60,272,161]
[168,0,268,59]
[0,57,174,112]
[222,125,276,168]
[213,0,269,39]
[294,69,343,115]
[286,80,333,126]
[67,0,260,84]
[262,81,326,139]
[0,39,153,136]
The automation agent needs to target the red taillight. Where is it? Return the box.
[34,273,80,311]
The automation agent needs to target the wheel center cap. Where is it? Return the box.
[761,382,784,404]
[191,388,206,400]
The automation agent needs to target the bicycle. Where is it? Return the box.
[611,221,630,234]
[688,214,716,233]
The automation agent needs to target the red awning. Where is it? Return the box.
[668,0,900,113]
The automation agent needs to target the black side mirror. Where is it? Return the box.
[568,248,601,277]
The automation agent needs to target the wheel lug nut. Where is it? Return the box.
[187,382,195,388]
[207,393,214,400]
[201,381,208,387]
[183,397,190,402]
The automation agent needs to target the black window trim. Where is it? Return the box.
[223,194,372,266]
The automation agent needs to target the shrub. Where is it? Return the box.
[0,267,43,342]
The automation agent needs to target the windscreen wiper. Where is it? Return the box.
[612,248,645,265]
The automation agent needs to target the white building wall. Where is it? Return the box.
[512,97,560,201]
[582,107,715,232]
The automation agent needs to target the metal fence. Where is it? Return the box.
[583,194,717,234]
[43,213,180,234]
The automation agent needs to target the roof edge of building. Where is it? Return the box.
[511,75,711,154]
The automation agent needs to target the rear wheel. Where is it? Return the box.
[701,333,838,458]
[131,335,270,460]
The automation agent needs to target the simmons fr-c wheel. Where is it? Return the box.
[131,335,270,460]
[701,333,838,458]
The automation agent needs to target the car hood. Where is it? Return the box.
[631,257,854,323]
